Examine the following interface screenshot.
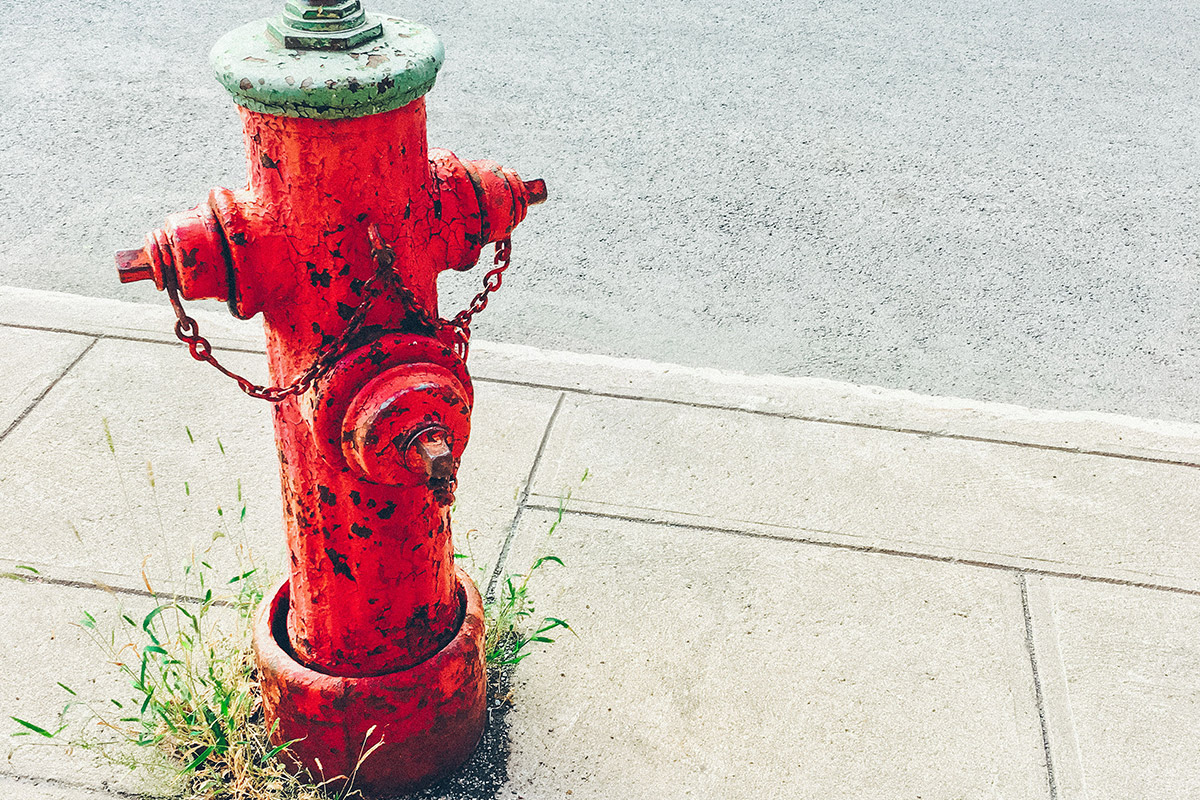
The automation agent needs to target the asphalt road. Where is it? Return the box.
[3,0,1198,421]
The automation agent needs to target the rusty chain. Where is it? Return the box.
[165,224,512,402]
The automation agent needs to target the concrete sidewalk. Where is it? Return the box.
[0,285,1198,799]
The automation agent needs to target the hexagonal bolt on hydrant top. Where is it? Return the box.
[115,0,546,793]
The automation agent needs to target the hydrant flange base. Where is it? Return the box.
[253,569,487,794]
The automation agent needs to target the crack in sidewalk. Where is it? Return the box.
[484,392,566,602]
[0,338,98,445]
[1021,573,1060,800]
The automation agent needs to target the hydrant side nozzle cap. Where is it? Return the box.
[210,16,444,120]
[116,248,154,284]
[524,179,548,206]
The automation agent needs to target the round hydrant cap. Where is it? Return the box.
[210,16,444,119]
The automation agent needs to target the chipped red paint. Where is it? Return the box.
[117,88,542,790]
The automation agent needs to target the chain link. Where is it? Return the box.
[165,224,512,402]
[452,238,512,335]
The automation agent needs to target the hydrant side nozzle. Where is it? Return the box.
[115,230,175,292]
[426,150,546,272]
[115,197,237,303]
[339,362,471,487]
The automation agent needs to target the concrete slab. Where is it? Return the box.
[0,327,93,437]
[3,287,1197,798]
[1026,576,1200,800]
[498,508,1050,799]
[453,382,562,588]
[0,579,181,796]
[0,336,559,595]
[530,394,1200,592]
[0,336,282,595]
[0,775,125,800]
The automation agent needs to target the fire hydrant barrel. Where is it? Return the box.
[286,335,474,675]
[114,6,546,793]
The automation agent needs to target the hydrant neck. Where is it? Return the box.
[237,100,441,374]
[239,104,430,228]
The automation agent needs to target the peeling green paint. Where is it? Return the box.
[210,16,444,120]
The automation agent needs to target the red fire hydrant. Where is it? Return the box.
[114,2,544,793]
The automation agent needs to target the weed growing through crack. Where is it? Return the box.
[481,500,574,668]
[9,422,576,799]
[456,470,586,670]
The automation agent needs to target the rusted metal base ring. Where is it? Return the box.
[253,568,487,795]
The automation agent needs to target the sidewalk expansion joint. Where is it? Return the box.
[526,503,1200,600]
[5,321,1196,472]
[1020,573,1060,800]
[4,570,232,608]
[0,321,265,356]
[0,337,98,445]
[485,391,566,602]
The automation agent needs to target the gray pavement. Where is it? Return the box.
[2,286,1200,798]
[2,1,1199,421]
